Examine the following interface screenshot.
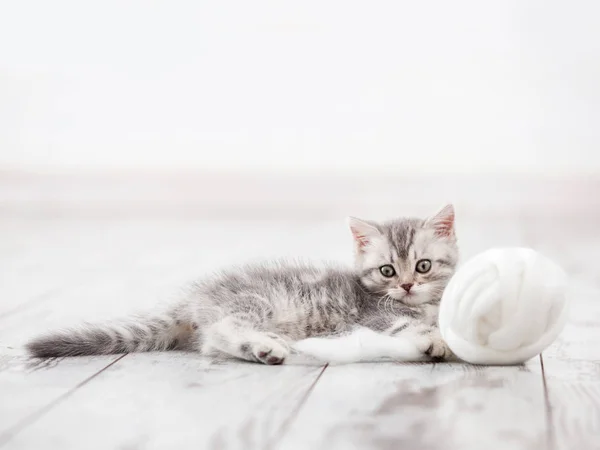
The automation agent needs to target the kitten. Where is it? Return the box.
[26,205,458,364]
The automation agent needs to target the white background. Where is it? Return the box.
[1,1,599,175]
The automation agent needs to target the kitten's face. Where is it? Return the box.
[349,205,458,306]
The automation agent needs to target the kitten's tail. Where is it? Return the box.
[292,327,428,364]
[26,313,194,358]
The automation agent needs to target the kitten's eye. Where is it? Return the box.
[415,259,432,274]
[379,265,396,277]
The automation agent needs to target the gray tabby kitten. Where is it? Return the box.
[27,205,458,364]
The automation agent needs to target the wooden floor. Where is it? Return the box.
[0,214,599,450]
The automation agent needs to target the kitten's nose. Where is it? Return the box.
[400,283,413,293]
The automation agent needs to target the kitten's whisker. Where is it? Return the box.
[385,296,393,315]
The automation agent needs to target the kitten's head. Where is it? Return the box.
[349,205,458,306]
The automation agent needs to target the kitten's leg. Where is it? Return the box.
[202,315,289,365]
[293,326,427,363]
[387,318,454,360]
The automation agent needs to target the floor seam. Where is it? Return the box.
[539,353,556,450]
[0,354,128,448]
[266,363,329,450]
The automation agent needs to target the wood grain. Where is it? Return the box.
[278,361,547,450]
[537,290,600,450]
[0,353,124,447]
[4,352,325,450]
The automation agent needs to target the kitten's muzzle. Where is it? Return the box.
[400,283,413,293]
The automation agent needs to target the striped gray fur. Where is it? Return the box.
[26,205,459,364]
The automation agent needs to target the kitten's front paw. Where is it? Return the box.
[417,330,454,361]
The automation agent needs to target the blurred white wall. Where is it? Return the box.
[1,0,599,175]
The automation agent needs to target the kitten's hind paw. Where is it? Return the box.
[249,333,289,365]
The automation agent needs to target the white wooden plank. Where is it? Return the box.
[0,352,123,447]
[279,362,547,450]
[537,288,600,450]
[4,352,324,450]
[519,217,600,450]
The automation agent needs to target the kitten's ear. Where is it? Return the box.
[426,204,455,237]
[347,217,382,251]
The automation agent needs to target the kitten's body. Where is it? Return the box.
[27,206,458,364]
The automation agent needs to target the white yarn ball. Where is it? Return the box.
[439,248,569,365]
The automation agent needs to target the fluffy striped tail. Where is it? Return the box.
[26,314,193,358]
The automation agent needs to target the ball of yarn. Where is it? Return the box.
[439,248,569,365]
